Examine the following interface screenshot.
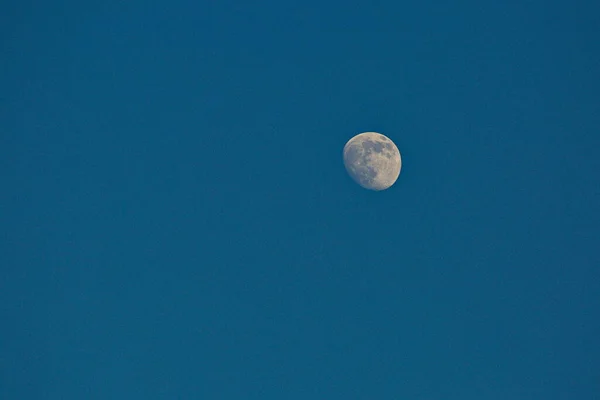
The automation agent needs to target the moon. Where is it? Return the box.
[343,132,402,191]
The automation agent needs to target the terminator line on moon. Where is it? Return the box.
[343,132,402,191]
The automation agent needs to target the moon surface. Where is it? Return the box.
[343,132,402,191]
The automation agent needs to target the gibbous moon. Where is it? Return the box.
[343,132,402,191]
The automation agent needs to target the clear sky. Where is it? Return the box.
[2,0,599,398]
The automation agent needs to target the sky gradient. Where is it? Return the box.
[2,0,600,398]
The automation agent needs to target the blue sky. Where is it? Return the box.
[2,0,599,398]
